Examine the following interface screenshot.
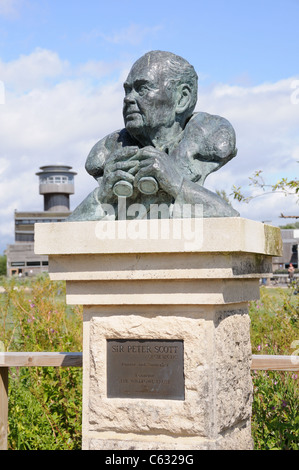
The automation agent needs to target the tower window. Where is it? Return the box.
[40,175,73,184]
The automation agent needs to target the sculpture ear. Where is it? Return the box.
[175,84,192,115]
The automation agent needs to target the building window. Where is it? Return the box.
[15,233,34,242]
[15,219,39,225]
[11,262,25,267]
[16,220,31,225]
[26,261,41,267]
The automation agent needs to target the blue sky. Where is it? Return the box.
[0,0,298,253]
[2,0,299,84]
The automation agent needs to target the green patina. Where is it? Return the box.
[68,50,239,222]
[264,224,283,256]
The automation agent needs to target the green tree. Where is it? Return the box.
[279,221,299,229]
[0,254,7,276]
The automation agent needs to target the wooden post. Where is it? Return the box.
[0,367,8,451]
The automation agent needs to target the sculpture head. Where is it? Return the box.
[123,50,198,147]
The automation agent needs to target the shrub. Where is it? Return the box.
[251,370,299,450]
[0,274,83,450]
[250,284,299,450]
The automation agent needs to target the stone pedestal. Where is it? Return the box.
[35,217,282,450]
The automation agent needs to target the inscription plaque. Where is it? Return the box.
[107,339,184,400]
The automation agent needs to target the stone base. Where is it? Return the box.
[34,218,282,450]
[82,303,253,450]
[88,423,253,450]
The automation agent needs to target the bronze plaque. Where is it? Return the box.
[107,339,184,400]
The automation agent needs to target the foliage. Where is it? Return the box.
[251,370,299,450]
[8,366,82,450]
[231,168,299,205]
[250,284,299,450]
[0,254,7,276]
[216,189,232,206]
[250,284,298,356]
[274,269,299,274]
[279,221,299,229]
[0,274,83,450]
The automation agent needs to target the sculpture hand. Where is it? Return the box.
[100,147,139,201]
[134,146,183,198]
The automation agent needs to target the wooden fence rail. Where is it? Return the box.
[0,352,298,450]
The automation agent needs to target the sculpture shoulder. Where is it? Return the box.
[85,128,137,178]
[182,112,237,162]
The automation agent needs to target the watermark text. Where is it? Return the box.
[94,202,204,250]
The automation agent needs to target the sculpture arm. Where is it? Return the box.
[85,129,139,180]
[174,178,239,218]
[177,112,238,186]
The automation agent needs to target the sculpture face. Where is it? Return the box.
[123,56,177,145]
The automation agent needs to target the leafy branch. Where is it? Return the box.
[231,168,299,204]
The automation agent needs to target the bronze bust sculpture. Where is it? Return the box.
[68,50,239,221]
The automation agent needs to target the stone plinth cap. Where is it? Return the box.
[34,217,282,256]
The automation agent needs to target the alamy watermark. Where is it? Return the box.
[94,201,204,250]
[290,80,299,104]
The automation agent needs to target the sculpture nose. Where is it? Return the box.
[124,89,136,104]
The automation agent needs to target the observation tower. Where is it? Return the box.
[36,165,77,212]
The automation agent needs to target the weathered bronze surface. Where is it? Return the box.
[68,50,239,221]
[107,339,184,400]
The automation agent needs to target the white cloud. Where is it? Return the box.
[0,0,23,18]
[198,77,299,225]
[233,191,298,226]
[0,48,70,92]
[87,23,162,46]
[199,78,299,170]
[0,48,298,252]
[75,60,122,80]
